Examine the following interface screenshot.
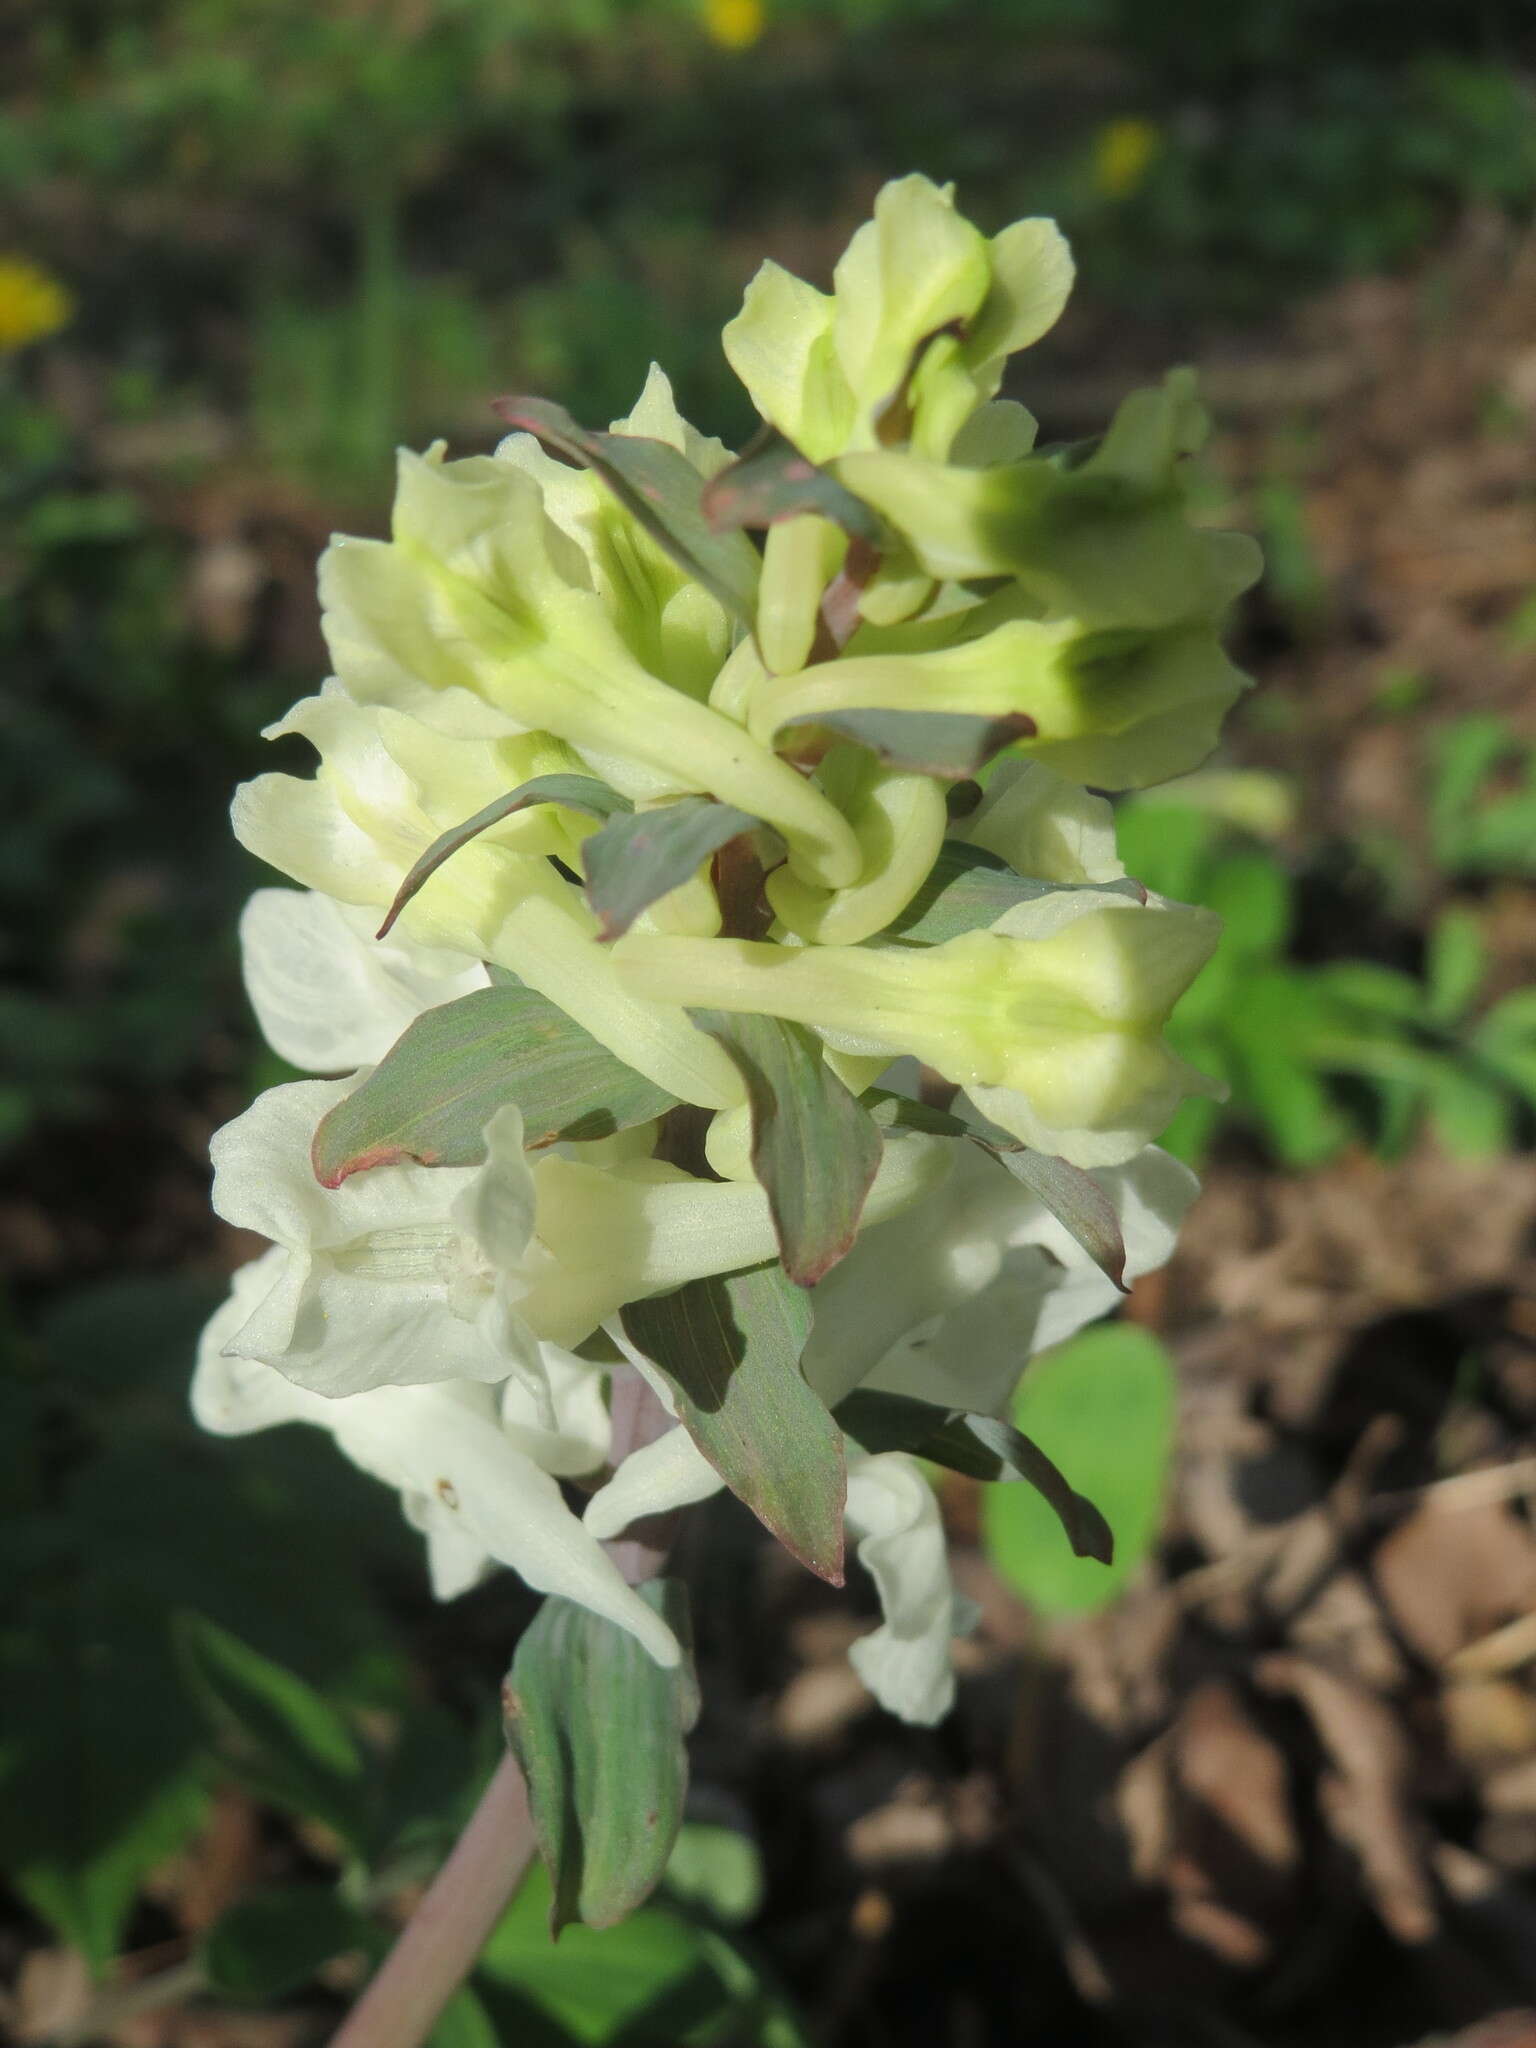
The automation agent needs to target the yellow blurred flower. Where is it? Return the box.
[704,0,764,51]
[1092,117,1161,201]
[0,257,74,351]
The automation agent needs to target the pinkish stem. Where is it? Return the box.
[327,1373,676,2048]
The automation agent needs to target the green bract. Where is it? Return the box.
[205,173,1257,1885]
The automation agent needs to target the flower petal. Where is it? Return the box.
[239,888,488,1072]
[845,1453,974,1725]
[582,1422,723,1542]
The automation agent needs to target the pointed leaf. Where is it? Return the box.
[492,395,761,629]
[836,1389,1112,1563]
[778,707,1035,780]
[503,1579,699,1935]
[582,798,761,941]
[701,428,883,542]
[311,982,676,1187]
[886,841,1146,945]
[622,1265,845,1583]
[377,774,629,940]
[173,1614,370,1849]
[1425,906,1486,1027]
[987,1148,1128,1291]
[692,1010,882,1285]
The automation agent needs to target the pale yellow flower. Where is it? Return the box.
[704,0,764,51]
[0,258,74,351]
[1093,118,1161,201]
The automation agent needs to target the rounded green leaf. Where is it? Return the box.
[982,1322,1174,1615]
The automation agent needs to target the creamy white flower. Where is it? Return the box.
[212,1079,947,1409]
[233,682,746,1112]
[240,887,488,1073]
[844,1453,978,1725]
[209,1078,817,1406]
[192,1251,675,1664]
[583,1427,972,1726]
[581,1139,1193,1718]
[832,1142,1196,1416]
[210,1081,550,1402]
[954,760,1125,886]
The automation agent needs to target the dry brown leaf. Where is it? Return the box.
[1257,1652,1437,1943]
[1374,1501,1536,1668]
[1443,1680,1536,1776]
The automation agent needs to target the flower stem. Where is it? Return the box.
[328,1753,535,2048]
[327,1375,675,2048]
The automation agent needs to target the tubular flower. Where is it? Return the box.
[615,887,1221,1167]
[198,174,1254,1734]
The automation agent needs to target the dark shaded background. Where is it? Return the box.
[4,3,1536,2043]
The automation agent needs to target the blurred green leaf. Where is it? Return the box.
[174,1614,371,1849]
[6,1751,206,1974]
[200,1885,372,2001]
[662,1824,764,1928]
[1201,848,1291,958]
[982,1323,1174,1616]
[1426,1067,1512,1159]
[428,1987,504,2048]
[1425,907,1486,1026]
[480,1863,756,2047]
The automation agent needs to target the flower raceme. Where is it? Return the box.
[201,174,1257,1739]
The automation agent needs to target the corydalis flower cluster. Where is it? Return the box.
[199,177,1255,1724]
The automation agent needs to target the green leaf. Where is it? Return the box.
[480,1865,733,2044]
[1430,714,1518,869]
[581,798,762,942]
[885,841,1144,945]
[1426,1066,1512,1159]
[427,1987,502,2048]
[504,1580,700,1935]
[988,1147,1128,1292]
[982,1323,1174,1615]
[9,1762,206,1975]
[377,775,629,940]
[779,707,1036,780]
[311,982,676,1187]
[1475,987,1536,1052]
[622,1265,846,1584]
[173,1614,371,1848]
[1312,960,1425,1022]
[1112,801,1218,905]
[200,1885,371,2001]
[492,395,761,630]
[862,1087,971,1138]
[692,1011,882,1285]
[701,428,883,542]
[836,1389,1112,1563]
[1425,906,1486,1026]
[662,1824,765,1927]
[1201,848,1291,960]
